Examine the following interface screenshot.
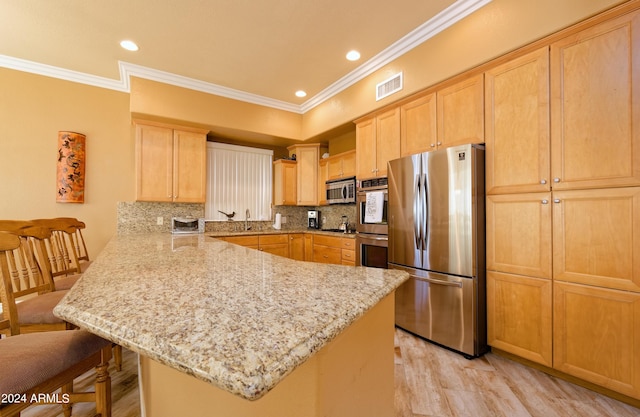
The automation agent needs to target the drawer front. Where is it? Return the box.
[223,235,259,246]
[342,249,355,262]
[313,245,342,264]
[313,234,342,248]
[259,234,289,245]
[341,238,356,250]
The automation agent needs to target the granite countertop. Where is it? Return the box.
[53,233,407,400]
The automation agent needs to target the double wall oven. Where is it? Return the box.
[356,177,388,269]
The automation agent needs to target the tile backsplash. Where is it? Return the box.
[117,202,357,234]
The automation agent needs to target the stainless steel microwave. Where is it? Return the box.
[326,177,356,204]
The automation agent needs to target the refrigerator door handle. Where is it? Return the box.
[414,275,463,288]
[413,174,422,250]
[422,172,428,246]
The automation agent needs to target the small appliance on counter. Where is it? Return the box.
[171,217,203,234]
[307,210,320,229]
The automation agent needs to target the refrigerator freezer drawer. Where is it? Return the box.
[392,266,485,357]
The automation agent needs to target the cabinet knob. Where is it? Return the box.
[553,199,561,203]
[553,178,560,183]
[541,199,548,204]
[540,179,547,184]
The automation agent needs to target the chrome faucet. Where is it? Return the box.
[245,209,251,231]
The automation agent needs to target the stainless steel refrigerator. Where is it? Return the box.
[388,143,487,358]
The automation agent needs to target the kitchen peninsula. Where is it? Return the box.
[53,233,408,416]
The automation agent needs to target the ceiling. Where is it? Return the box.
[0,0,492,114]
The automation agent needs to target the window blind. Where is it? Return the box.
[205,142,273,221]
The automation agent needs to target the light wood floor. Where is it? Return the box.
[22,328,640,417]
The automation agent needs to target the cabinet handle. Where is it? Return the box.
[553,178,560,183]
[553,199,561,203]
[541,199,548,204]
[540,179,547,184]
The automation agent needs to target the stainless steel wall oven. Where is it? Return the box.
[356,177,388,269]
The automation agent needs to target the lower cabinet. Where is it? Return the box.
[219,233,355,265]
[288,233,305,261]
[553,281,640,399]
[487,271,552,367]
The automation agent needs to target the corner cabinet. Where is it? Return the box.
[287,144,327,206]
[135,121,207,203]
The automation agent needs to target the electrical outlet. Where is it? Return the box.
[156,217,163,225]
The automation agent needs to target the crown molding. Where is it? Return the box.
[0,0,490,114]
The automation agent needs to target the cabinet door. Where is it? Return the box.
[295,145,320,206]
[173,130,206,203]
[437,74,484,148]
[136,124,173,202]
[487,271,552,367]
[486,193,552,279]
[552,187,640,292]
[485,47,550,194]
[273,160,296,205]
[356,117,377,179]
[318,159,328,205]
[375,107,400,178]
[401,92,437,156]
[289,234,305,261]
[551,10,640,190]
[554,281,640,399]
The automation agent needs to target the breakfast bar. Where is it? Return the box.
[53,233,408,416]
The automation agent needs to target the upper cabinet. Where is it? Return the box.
[327,150,356,180]
[485,47,551,195]
[355,107,400,179]
[287,143,327,206]
[550,10,640,190]
[436,74,485,149]
[135,121,207,203]
[273,159,297,206]
[400,92,437,156]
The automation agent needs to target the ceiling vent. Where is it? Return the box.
[376,72,403,101]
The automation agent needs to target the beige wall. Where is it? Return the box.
[0,68,132,254]
[0,0,629,255]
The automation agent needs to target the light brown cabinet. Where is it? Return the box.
[318,158,328,205]
[486,192,552,279]
[552,187,640,293]
[135,121,207,203]
[312,234,356,265]
[327,150,356,180]
[553,281,640,399]
[400,92,437,156]
[487,271,552,367]
[436,74,484,149]
[355,108,400,179]
[550,10,640,190]
[288,233,305,261]
[273,159,297,206]
[485,47,550,195]
[287,144,326,206]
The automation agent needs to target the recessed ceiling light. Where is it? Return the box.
[120,40,139,51]
[346,50,361,61]
[295,90,307,98]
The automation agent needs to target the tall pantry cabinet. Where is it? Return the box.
[486,7,640,401]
